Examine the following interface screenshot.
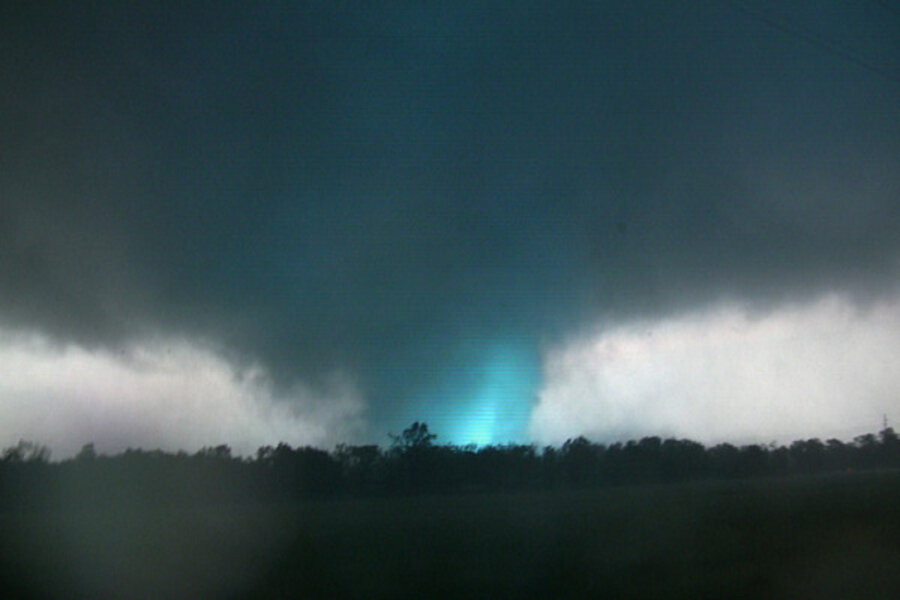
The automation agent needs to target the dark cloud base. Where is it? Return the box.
[2,2,898,439]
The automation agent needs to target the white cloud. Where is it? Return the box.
[530,294,900,446]
[0,330,366,458]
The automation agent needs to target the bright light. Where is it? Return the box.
[448,344,538,446]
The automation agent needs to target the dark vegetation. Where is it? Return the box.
[6,422,898,506]
[2,424,900,598]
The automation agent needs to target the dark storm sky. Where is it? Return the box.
[1,2,899,450]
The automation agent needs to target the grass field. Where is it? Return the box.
[2,470,899,599]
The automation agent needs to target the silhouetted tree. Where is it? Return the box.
[390,421,437,451]
[196,444,233,461]
[879,427,900,467]
[75,443,97,462]
[4,422,900,511]
[853,433,880,469]
[736,444,768,477]
[334,444,383,493]
[824,438,851,471]
[708,443,740,478]
[2,440,50,464]
[561,437,600,486]
[390,422,440,491]
[660,438,707,481]
[790,438,825,473]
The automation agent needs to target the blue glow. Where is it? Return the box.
[414,343,539,446]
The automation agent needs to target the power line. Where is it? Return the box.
[722,0,900,86]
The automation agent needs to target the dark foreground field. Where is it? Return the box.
[2,470,899,599]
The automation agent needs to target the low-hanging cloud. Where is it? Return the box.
[2,2,899,445]
[0,329,366,458]
[531,293,900,446]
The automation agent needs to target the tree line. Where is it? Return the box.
[2,422,899,509]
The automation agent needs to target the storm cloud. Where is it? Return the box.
[1,2,898,452]
[532,294,900,446]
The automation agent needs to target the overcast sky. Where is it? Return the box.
[2,2,899,456]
